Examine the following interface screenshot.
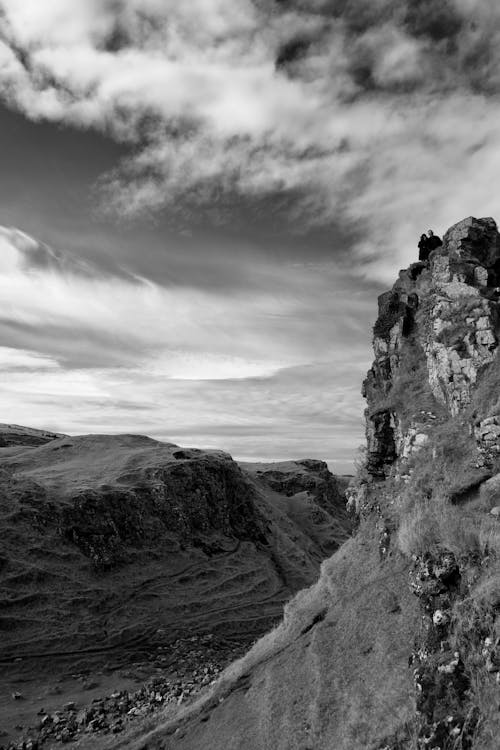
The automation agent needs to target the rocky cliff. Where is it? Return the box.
[362,216,500,483]
[112,217,500,750]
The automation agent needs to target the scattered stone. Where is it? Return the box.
[9,634,246,750]
[432,609,449,627]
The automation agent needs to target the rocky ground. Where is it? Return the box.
[1,633,248,750]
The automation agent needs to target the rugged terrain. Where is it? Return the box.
[0,425,351,748]
[108,216,500,750]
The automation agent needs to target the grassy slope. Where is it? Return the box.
[106,522,419,750]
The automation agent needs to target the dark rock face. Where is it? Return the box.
[60,454,269,569]
[365,410,397,478]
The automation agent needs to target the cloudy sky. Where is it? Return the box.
[0,0,499,470]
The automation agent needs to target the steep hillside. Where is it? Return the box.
[0,430,351,747]
[241,459,350,559]
[114,216,500,750]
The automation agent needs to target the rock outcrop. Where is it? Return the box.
[363,216,500,482]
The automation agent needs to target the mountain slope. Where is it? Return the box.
[0,429,351,747]
[116,216,500,750]
[113,525,419,750]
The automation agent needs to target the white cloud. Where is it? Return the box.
[2,0,500,282]
[0,225,301,372]
[0,225,373,467]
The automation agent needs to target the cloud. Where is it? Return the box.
[0,225,374,467]
[1,1,500,279]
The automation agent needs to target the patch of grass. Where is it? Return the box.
[394,412,500,560]
[396,417,481,520]
[449,576,500,749]
[478,475,500,512]
[396,498,482,558]
[390,341,444,429]
[470,573,500,613]
[478,521,500,559]
[373,290,407,340]
[369,338,444,431]
[471,356,500,421]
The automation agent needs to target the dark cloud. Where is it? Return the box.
[275,36,312,70]
[403,1,463,42]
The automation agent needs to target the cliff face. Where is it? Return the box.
[353,217,500,747]
[118,217,500,750]
[362,216,500,482]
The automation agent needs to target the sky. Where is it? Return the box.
[1,1,500,471]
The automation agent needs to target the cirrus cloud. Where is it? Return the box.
[0,224,376,468]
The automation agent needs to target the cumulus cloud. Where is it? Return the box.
[1,0,500,278]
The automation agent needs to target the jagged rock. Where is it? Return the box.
[363,216,500,479]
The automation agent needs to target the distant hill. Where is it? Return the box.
[0,422,65,447]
